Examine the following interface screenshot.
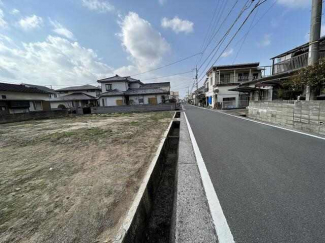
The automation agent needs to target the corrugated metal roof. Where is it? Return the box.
[206,63,260,75]
[56,84,100,92]
[0,82,51,94]
[271,35,325,59]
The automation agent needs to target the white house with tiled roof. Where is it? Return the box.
[98,75,170,106]
[50,84,101,109]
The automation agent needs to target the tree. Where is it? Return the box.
[285,58,325,99]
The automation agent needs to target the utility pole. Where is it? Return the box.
[306,0,322,100]
[195,66,198,91]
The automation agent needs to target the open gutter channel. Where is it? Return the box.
[143,117,180,242]
[120,112,180,243]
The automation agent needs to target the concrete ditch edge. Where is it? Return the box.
[172,112,218,243]
[113,112,177,243]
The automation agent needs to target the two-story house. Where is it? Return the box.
[204,63,262,109]
[50,84,101,109]
[98,75,170,106]
[234,36,325,101]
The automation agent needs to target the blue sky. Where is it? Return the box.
[0,0,323,97]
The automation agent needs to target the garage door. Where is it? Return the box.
[148,97,157,105]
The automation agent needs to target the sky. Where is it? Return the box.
[0,0,324,97]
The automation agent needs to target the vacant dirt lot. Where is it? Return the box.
[0,112,173,243]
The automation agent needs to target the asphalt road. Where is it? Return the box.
[184,104,325,243]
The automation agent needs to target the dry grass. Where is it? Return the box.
[0,112,174,243]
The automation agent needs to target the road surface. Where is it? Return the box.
[184,104,325,243]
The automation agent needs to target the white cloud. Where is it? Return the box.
[161,16,194,34]
[18,15,43,31]
[258,34,271,47]
[49,19,75,40]
[221,48,234,58]
[118,12,170,71]
[277,0,310,8]
[82,0,114,13]
[0,35,114,85]
[11,9,20,15]
[0,9,8,28]
[158,0,167,6]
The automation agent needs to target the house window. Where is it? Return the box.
[238,73,249,82]
[102,99,105,106]
[105,84,112,91]
[220,74,231,84]
[1,95,6,99]
[139,98,144,104]
[253,73,259,80]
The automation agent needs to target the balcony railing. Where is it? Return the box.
[272,52,325,75]
[273,52,308,74]
[238,76,249,82]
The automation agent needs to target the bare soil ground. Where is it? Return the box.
[0,112,173,243]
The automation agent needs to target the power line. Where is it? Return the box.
[130,52,201,77]
[197,0,239,66]
[232,8,259,64]
[198,0,222,58]
[205,0,236,51]
[197,0,252,74]
[232,0,277,54]
[141,70,194,81]
[197,0,269,85]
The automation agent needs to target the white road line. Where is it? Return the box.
[184,112,235,243]
[189,105,325,141]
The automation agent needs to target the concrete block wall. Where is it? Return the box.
[248,101,325,136]
[0,110,69,124]
[91,103,176,114]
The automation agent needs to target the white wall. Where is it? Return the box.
[0,91,50,101]
[99,96,124,106]
[129,83,141,89]
[100,82,128,93]
[50,101,74,109]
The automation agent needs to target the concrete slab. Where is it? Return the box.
[173,114,218,243]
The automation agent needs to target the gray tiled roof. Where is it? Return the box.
[56,84,100,92]
[99,89,125,97]
[23,84,56,94]
[98,75,141,83]
[141,82,170,88]
[51,93,96,101]
[0,82,51,94]
[125,88,169,95]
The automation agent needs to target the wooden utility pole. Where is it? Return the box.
[306,0,322,100]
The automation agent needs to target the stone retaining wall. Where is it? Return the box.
[248,101,325,136]
[0,110,69,124]
[91,103,176,114]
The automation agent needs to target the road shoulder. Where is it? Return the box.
[173,112,218,243]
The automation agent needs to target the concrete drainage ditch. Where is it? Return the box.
[117,112,180,243]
